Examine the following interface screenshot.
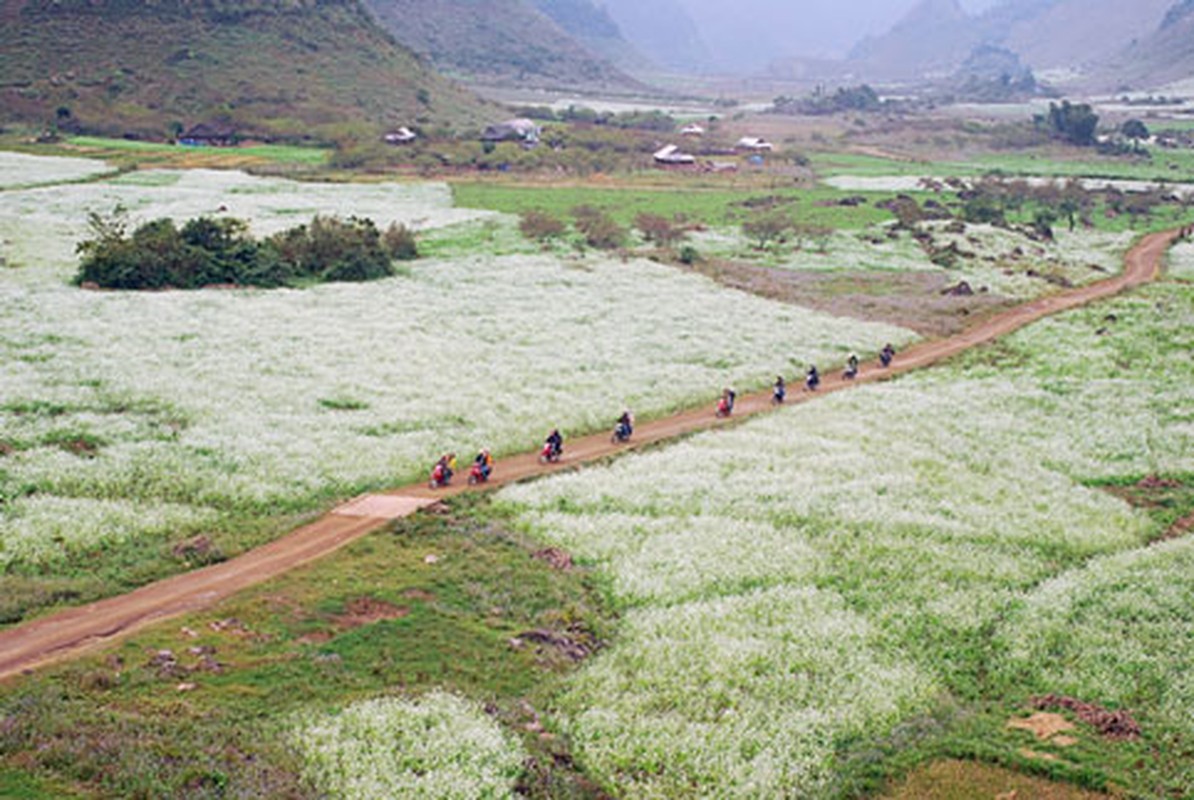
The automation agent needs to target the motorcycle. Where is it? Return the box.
[805,371,820,391]
[879,347,894,368]
[539,441,562,464]
[467,462,490,485]
[428,461,451,489]
[842,364,858,381]
[715,396,732,418]
[611,421,633,443]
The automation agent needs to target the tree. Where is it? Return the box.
[1122,119,1150,152]
[1041,101,1099,146]
[634,213,686,248]
[1121,119,1150,141]
[742,211,794,249]
[571,206,625,250]
[519,211,566,244]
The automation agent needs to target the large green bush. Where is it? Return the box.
[74,211,412,290]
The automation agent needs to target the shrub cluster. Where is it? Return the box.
[74,209,417,290]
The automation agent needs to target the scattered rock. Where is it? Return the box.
[511,628,593,662]
[1137,475,1180,490]
[424,554,439,565]
[1032,694,1141,740]
[209,618,250,636]
[942,280,974,297]
[533,547,574,571]
[179,627,198,639]
[172,534,221,564]
[176,682,197,692]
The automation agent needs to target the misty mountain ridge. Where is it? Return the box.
[838,0,1178,85]
[1093,0,1194,90]
[362,0,641,90]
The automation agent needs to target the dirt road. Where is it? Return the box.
[0,229,1179,681]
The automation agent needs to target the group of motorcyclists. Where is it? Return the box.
[430,344,896,488]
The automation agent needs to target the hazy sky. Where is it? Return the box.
[674,0,1004,69]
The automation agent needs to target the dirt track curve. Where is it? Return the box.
[0,229,1180,681]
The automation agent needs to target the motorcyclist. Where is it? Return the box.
[844,353,859,379]
[435,452,456,484]
[805,365,820,391]
[718,387,736,416]
[545,429,563,458]
[474,448,493,480]
[773,375,786,404]
[617,409,634,439]
[880,343,895,368]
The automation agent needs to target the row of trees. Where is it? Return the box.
[75,209,417,290]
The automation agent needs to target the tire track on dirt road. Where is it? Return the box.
[0,228,1181,681]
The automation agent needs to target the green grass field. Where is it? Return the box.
[65,136,331,166]
[450,181,895,229]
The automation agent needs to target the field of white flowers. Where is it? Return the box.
[0,159,914,571]
[1170,239,1194,280]
[292,691,526,799]
[499,281,1194,797]
[823,174,1194,196]
[0,151,114,190]
[689,222,1134,300]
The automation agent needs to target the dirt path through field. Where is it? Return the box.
[0,228,1180,681]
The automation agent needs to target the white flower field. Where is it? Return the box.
[0,151,114,190]
[1171,239,1194,281]
[690,222,1134,300]
[0,160,913,570]
[292,691,527,799]
[499,282,1194,797]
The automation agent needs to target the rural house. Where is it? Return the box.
[481,118,540,143]
[178,123,236,147]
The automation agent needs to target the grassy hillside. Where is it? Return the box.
[362,0,638,90]
[0,0,489,141]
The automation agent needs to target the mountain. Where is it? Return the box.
[848,0,975,79]
[362,0,640,90]
[1094,0,1194,90]
[0,0,488,140]
[996,0,1174,74]
[600,0,714,74]
[841,0,1175,82]
[527,0,655,77]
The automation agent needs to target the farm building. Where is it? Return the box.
[653,144,696,165]
[482,118,540,143]
[178,123,236,147]
[735,136,773,151]
[383,127,417,145]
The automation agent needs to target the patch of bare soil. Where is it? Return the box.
[883,759,1116,800]
[296,597,408,644]
[1033,695,1141,740]
[338,596,408,626]
[682,259,1017,337]
[1166,512,1194,541]
[1007,712,1076,740]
